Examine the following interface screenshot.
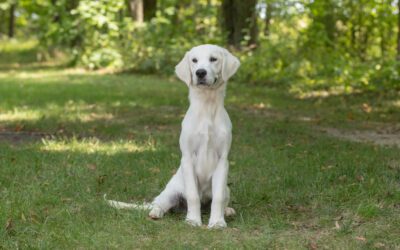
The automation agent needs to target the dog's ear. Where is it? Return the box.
[222,49,240,82]
[175,52,191,86]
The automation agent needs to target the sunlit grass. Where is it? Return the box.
[0,41,399,249]
[0,39,38,52]
[40,137,155,155]
[0,102,113,124]
[0,108,42,122]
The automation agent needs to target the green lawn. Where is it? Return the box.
[1,41,399,249]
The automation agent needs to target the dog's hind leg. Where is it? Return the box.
[149,170,184,219]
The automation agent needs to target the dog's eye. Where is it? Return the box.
[192,58,198,63]
[210,57,217,62]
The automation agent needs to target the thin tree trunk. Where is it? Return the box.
[248,2,258,46]
[0,10,4,36]
[221,0,235,46]
[128,0,143,23]
[397,0,400,60]
[359,26,369,61]
[221,0,258,49]
[143,0,156,21]
[264,2,273,37]
[8,3,16,38]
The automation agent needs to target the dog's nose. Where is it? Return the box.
[195,69,207,79]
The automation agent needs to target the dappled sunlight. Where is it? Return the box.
[386,99,400,108]
[0,109,42,122]
[0,100,114,124]
[0,68,91,79]
[56,100,115,122]
[40,137,156,155]
[0,39,38,52]
[291,86,360,100]
[0,101,115,125]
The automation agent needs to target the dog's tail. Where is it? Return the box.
[103,194,153,210]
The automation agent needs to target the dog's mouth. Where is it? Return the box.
[197,80,208,85]
[197,78,218,86]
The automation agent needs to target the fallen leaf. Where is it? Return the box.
[29,211,40,224]
[149,167,160,174]
[356,175,364,182]
[373,242,385,248]
[334,215,344,221]
[14,124,24,132]
[21,213,26,222]
[5,218,13,231]
[253,102,266,109]
[355,236,366,241]
[322,165,334,170]
[5,218,16,236]
[87,164,97,171]
[308,241,318,250]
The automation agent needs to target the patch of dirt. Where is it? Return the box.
[0,131,50,144]
[318,125,400,147]
[241,103,400,147]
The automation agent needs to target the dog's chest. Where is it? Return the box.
[192,120,226,186]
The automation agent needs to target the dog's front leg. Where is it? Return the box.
[208,155,229,229]
[181,155,202,226]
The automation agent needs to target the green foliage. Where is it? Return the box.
[73,0,125,68]
[2,0,399,92]
[119,1,223,74]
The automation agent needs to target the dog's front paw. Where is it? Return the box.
[185,217,202,227]
[224,207,236,217]
[208,219,227,229]
[149,205,164,219]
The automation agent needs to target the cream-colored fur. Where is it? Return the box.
[107,45,240,229]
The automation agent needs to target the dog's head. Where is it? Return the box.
[175,44,240,88]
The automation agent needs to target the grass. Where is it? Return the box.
[0,40,399,249]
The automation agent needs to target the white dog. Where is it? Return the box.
[107,44,240,229]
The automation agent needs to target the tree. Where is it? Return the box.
[397,0,400,60]
[264,1,273,37]
[143,0,156,21]
[128,0,143,22]
[127,0,156,23]
[8,1,15,38]
[221,0,258,49]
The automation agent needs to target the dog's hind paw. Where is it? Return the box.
[149,205,164,219]
[224,207,236,217]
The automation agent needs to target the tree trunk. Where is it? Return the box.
[128,0,144,23]
[143,0,156,21]
[221,0,235,46]
[8,3,16,38]
[127,0,155,22]
[397,0,400,60]
[264,2,273,37]
[0,9,4,36]
[221,0,258,49]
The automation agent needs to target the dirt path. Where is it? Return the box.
[0,131,49,144]
[318,124,400,147]
[243,105,400,148]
